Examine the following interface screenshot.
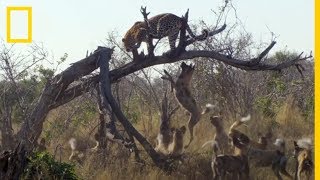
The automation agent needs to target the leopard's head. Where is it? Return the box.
[122,21,147,52]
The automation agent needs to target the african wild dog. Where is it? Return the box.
[293,138,313,180]
[247,138,293,180]
[155,91,186,156]
[202,116,231,156]
[162,62,215,148]
[212,127,250,180]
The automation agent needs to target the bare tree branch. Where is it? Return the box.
[95,46,169,170]
[52,41,312,110]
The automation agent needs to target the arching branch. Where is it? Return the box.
[53,41,312,110]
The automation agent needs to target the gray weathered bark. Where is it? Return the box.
[95,47,169,170]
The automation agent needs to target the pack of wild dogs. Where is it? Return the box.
[52,10,313,179]
[61,62,313,180]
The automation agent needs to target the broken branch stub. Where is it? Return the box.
[140,6,155,58]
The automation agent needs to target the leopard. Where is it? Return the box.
[122,13,208,53]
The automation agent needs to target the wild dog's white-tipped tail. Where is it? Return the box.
[201,140,215,148]
[201,103,216,114]
[240,114,251,122]
[297,138,313,150]
[69,138,77,150]
[274,138,285,147]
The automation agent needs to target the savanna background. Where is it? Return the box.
[0,0,314,179]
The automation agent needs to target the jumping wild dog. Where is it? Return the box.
[162,62,215,148]
[293,138,313,180]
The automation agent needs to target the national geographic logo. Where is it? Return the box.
[6,6,32,43]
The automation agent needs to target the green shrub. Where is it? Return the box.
[22,151,78,180]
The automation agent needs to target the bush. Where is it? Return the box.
[22,151,78,180]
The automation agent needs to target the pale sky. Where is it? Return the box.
[0,0,314,69]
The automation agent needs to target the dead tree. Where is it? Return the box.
[155,90,179,152]
[93,47,170,170]
[0,143,28,180]
[140,6,155,58]
[12,40,310,167]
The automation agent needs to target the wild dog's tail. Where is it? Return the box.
[229,114,251,132]
[201,103,216,115]
[69,138,77,151]
[274,138,286,153]
[274,138,285,147]
[297,138,313,150]
[202,140,215,149]
[202,140,221,158]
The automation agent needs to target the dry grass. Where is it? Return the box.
[40,98,313,180]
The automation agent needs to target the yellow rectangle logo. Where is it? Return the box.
[6,6,32,43]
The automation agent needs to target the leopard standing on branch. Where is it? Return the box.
[122,10,208,57]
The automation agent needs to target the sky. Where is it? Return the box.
[0,0,314,69]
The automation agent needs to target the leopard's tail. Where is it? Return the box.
[185,23,208,41]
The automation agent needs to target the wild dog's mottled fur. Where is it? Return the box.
[212,130,250,180]
[68,136,99,161]
[155,91,186,156]
[162,62,215,148]
[202,116,230,156]
[247,139,292,180]
[294,138,313,180]
[155,126,186,156]
[250,131,273,150]
[228,115,292,179]
[168,126,186,155]
[228,115,251,148]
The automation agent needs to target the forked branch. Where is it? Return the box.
[140,6,155,57]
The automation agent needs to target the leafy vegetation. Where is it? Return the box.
[22,151,78,180]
